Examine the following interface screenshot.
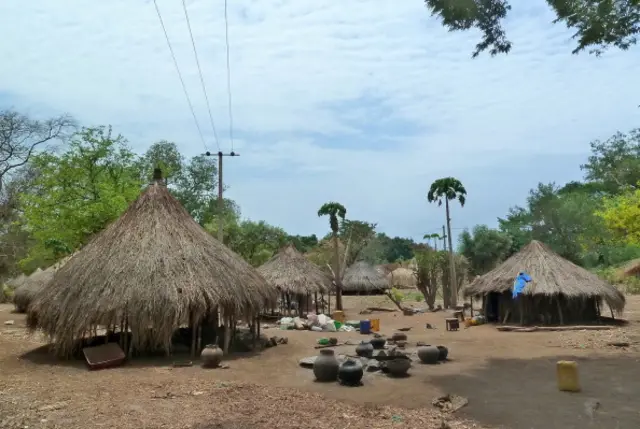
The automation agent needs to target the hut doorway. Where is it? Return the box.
[485,292,500,322]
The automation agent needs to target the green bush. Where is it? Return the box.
[1,284,14,304]
[594,267,640,295]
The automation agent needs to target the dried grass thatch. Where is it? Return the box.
[375,263,400,275]
[387,267,417,289]
[464,240,626,312]
[342,261,390,292]
[13,256,72,313]
[258,244,331,295]
[27,174,277,357]
[620,258,640,277]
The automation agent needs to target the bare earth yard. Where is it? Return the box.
[1,295,640,429]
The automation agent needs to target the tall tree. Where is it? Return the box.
[0,109,75,191]
[19,126,142,267]
[338,219,377,267]
[427,177,466,308]
[141,140,184,184]
[317,202,347,311]
[458,225,512,275]
[425,0,640,57]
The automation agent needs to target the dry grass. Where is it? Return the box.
[342,261,390,292]
[27,176,277,357]
[464,240,626,312]
[258,244,331,295]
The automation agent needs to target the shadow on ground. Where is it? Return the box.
[428,354,640,429]
[18,343,263,370]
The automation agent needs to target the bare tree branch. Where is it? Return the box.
[0,109,76,190]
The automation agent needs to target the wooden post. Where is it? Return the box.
[190,312,197,358]
[223,312,231,356]
[314,292,319,313]
[555,297,564,325]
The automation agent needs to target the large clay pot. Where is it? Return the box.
[338,359,364,385]
[356,341,374,358]
[385,356,411,377]
[391,332,407,342]
[417,345,440,364]
[313,349,339,382]
[201,344,223,368]
[370,336,386,350]
[437,345,449,361]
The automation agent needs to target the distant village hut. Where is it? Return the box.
[27,169,277,358]
[387,267,417,289]
[342,261,390,295]
[464,240,626,325]
[258,244,332,316]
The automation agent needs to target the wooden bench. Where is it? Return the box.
[445,318,460,331]
[453,310,465,321]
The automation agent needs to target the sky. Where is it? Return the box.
[1,0,639,244]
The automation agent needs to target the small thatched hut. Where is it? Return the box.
[14,256,75,313]
[387,267,417,289]
[620,258,640,278]
[464,240,626,325]
[258,244,332,315]
[342,261,390,294]
[27,169,276,358]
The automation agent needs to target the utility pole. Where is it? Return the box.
[206,150,239,243]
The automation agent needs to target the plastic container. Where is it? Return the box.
[332,310,346,323]
[370,318,380,332]
[556,360,580,392]
[334,320,343,330]
[360,319,371,334]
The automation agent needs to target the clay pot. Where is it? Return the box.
[355,341,374,358]
[200,344,223,368]
[313,349,339,382]
[417,345,440,364]
[436,345,448,361]
[338,359,364,385]
[370,336,386,350]
[385,356,411,377]
[328,337,338,345]
[391,332,407,342]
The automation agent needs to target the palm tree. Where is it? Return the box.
[427,177,466,307]
[317,201,347,310]
[423,233,442,251]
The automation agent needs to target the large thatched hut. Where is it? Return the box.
[342,261,390,294]
[464,240,626,325]
[258,244,332,315]
[27,170,276,358]
[387,267,417,289]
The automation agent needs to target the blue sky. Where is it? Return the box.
[1,0,639,244]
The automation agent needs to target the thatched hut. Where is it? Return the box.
[620,258,640,278]
[13,269,44,313]
[387,267,417,289]
[342,261,390,294]
[258,244,332,315]
[464,240,626,325]
[27,169,277,358]
[14,256,75,313]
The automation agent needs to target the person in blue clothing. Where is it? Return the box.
[512,271,532,299]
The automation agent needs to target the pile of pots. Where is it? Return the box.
[417,344,448,364]
[313,349,364,386]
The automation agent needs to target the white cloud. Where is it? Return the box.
[1,0,639,240]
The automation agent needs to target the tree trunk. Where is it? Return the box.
[332,232,343,311]
[445,199,458,308]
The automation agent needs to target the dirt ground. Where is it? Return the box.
[1,295,640,429]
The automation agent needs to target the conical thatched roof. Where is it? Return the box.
[258,244,332,295]
[620,258,640,277]
[14,257,71,313]
[342,261,390,292]
[387,267,417,289]
[28,173,276,356]
[464,240,625,312]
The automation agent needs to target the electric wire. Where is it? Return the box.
[223,0,235,151]
[181,0,221,151]
[153,0,208,151]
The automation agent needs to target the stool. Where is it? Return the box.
[453,310,464,321]
[445,318,460,331]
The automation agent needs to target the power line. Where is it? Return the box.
[181,0,220,151]
[223,0,235,151]
[153,0,208,151]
